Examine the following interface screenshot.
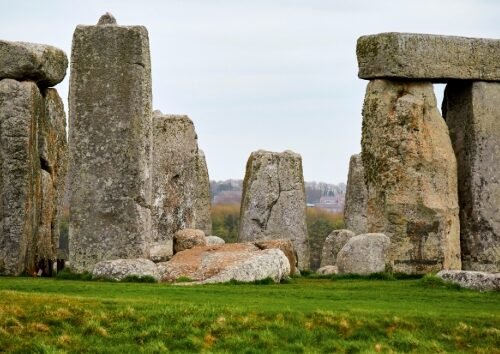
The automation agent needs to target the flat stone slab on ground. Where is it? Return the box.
[92,258,159,281]
[437,270,499,291]
[357,32,500,81]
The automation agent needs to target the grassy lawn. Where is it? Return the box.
[0,277,498,353]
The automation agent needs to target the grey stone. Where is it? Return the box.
[344,154,368,235]
[317,265,338,276]
[97,12,117,26]
[193,150,212,236]
[92,258,159,281]
[357,33,500,81]
[336,233,391,275]
[239,150,310,270]
[149,242,173,263]
[437,270,499,291]
[253,239,298,275]
[174,229,206,253]
[443,82,500,272]
[362,80,461,273]
[0,40,68,87]
[0,79,42,275]
[320,229,355,267]
[206,235,225,246]
[68,17,153,273]
[152,113,197,249]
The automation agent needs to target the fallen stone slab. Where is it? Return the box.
[437,270,499,291]
[92,258,159,281]
[357,32,500,82]
[317,265,338,276]
[0,40,68,87]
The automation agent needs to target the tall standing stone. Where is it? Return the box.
[69,15,153,272]
[151,113,197,258]
[0,79,42,275]
[443,82,500,272]
[344,154,368,235]
[194,150,212,236]
[361,79,461,273]
[238,150,309,270]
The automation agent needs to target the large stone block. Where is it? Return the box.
[443,82,500,272]
[193,150,212,236]
[238,150,310,270]
[357,33,500,82]
[361,79,461,273]
[0,40,68,87]
[69,16,153,272]
[343,154,368,235]
[0,79,42,275]
[152,113,198,252]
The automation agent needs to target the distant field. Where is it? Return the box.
[0,277,498,353]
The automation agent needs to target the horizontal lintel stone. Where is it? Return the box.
[357,32,500,82]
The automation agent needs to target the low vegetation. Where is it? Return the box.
[0,276,498,353]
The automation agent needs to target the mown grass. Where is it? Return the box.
[0,277,498,353]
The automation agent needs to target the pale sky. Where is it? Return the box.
[1,1,499,182]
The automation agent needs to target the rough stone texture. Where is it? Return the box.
[362,80,461,273]
[239,150,310,270]
[157,243,290,283]
[0,79,42,275]
[0,40,68,87]
[344,154,368,235]
[336,233,391,275]
[317,265,338,276]
[92,258,159,281]
[174,229,206,253]
[437,270,499,291]
[320,229,356,268]
[357,33,500,82]
[152,113,197,255]
[149,242,173,263]
[97,12,117,26]
[193,150,212,236]
[206,235,225,246]
[254,239,297,275]
[69,17,153,273]
[443,82,500,272]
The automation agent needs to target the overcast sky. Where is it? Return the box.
[1,0,499,182]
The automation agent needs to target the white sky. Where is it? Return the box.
[1,0,499,182]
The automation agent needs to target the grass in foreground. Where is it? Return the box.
[0,277,498,353]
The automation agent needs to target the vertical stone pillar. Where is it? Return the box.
[443,82,500,272]
[69,14,153,272]
[361,80,461,273]
[239,150,310,270]
[194,150,212,236]
[343,154,368,235]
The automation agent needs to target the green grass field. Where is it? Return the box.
[0,277,498,353]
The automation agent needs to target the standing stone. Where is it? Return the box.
[69,15,153,272]
[320,229,355,268]
[194,150,212,236]
[443,82,500,272]
[361,79,461,273]
[344,154,368,235]
[0,79,42,275]
[151,113,197,258]
[238,150,310,270]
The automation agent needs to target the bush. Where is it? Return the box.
[121,275,157,283]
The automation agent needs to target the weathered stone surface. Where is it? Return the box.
[149,242,173,263]
[336,233,391,275]
[174,229,206,253]
[437,270,499,291]
[443,82,500,272]
[317,265,338,276]
[152,112,197,254]
[344,154,368,235]
[0,40,68,87]
[362,80,461,273]
[69,17,152,272]
[92,258,159,281]
[0,79,42,275]
[239,150,310,270]
[193,150,212,236]
[254,239,297,275]
[158,243,290,283]
[97,12,117,26]
[357,33,500,81]
[206,235,225,246]
[320,229,355,268]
